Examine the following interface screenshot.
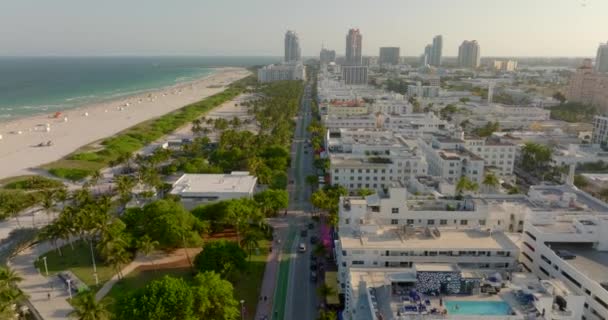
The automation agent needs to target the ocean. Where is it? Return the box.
[0,56,280,121]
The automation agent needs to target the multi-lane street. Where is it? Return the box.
[271,81,321,320]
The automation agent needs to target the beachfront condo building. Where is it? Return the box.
[284,30,301,63]
[257,63,306,83]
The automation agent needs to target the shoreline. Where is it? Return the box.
[0,67,251,180]
[0,67,226,124]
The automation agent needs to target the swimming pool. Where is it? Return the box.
[445,300,512,315]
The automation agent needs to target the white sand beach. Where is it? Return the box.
[0,67,250,180]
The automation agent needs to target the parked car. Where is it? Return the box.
[300,229,308,237]
[310,236,318,244]
[307,223,314,229]
[310,263,317,271]
[298,243,306,253]
[310,271,318,282]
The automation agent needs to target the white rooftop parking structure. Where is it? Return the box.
[170,171,257,209]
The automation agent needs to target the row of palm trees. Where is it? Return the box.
[0,267,26,320]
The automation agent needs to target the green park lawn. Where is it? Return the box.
[34,240,117,290]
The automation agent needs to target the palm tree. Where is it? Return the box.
[240,230,261,260]
[0,267,23,287]
[115,175,135,206]
[317,310,337,320]
[316,283,336,302]
[456,176,479,195]
[40,189,56,223]
[191,118,203,135]
[68,291,110,320]
[55,187,68,210]
[313,243,327,258]
[482,173,500,192]
[136,235,159,271]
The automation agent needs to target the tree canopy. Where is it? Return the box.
[193,240,247,277]
[123,199,203,248]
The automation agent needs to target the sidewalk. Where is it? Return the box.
[9,241,73,320]
[254,218,289,320]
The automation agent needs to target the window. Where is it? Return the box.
[594,297,608,309]
[525,231,536,241]
[479,219,486,226]
[460,220,468,225]
[334,169,339,173]
[334,176,339,181]
[392,208,399,214]
[523,242,535,252]
[427,219,435,225]
[440,219,447,225]
[521,252,533,262]
[352,260,364,265]
[561,271,582,288]
[391,219,398,225]
[539,266,550,276]
[406,219,414,225]
[345,218,350,225]
[540,255,551,265]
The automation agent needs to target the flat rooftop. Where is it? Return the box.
[549,243,608,284]
[170,172,256,196]
[340,228,518,251]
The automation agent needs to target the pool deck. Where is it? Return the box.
[390,289,529,320]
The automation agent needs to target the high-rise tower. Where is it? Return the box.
[284,30,301,63]
[345,29,363,66]
[458,40,481,68]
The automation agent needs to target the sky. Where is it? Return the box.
[0,0,606,57]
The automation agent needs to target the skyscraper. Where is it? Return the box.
[458,40,481,68]
[320,48,336,64]
[429,35,443,67]
[379,47,400,65]
[284,30,301,63]
[596,41,608,73]
[421,44,432,65]
[345,29,362,66]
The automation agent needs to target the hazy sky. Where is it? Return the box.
[1,0,606,57]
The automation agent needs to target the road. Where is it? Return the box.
[270,82,319,320]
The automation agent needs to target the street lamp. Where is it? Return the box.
[240,300,245,320]
[42,256,49,276]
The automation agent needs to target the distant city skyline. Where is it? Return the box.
[1,0,607,57]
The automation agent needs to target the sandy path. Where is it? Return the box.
[0,67,250,180]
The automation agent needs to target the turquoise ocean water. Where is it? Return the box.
[0,56,279,121]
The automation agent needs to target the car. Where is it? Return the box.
[307,223,314,229]
[310,236,318,244]
[298,243,306,252]
[310,271,318,282]
[310,254,317,263]
[310,263,317,271]
[300,229,308,237]
[304,150,308,154]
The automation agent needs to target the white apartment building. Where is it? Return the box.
[369,99,412,114]
[464,137,517,176]
[419,136,485,184]
[336,188,521,319]
[342,65,369,85]
[257,63,306,83]
[454,103,550,130]
[170,172,257,209]
[407,83,440,98]
[322,113,452,137]
[522,212,608,320]
[326,129,427,190]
